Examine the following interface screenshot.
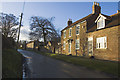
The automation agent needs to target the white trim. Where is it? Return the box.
[97,16,105,29]
[88,37,93,56]
[68,41,71,53]
[95,14,107,23]
[96,36,107,49]
[88,37,93,41]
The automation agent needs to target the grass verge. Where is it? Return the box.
[2,49,23,78]
[32,50,119,77]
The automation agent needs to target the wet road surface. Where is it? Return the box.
[18,49,114,78]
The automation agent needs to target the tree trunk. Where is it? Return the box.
[54,47,55,54]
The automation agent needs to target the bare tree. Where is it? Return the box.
[29,16,59,45]
[0,13,19,39]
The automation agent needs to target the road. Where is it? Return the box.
[18,49,114,78]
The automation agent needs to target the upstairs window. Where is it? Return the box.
[76,26,80,35]
[97,17,105,29]
[75,39,79,49]
[69,28,72,37]
[96,36,107,49]
[63,30,66,38]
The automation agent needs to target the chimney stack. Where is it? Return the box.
[67,19,72,26]
[92,2,101,14]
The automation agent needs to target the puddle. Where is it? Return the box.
[18,49,32,79]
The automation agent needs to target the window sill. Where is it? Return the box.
[75,48,79,50]
[96,48,107,49]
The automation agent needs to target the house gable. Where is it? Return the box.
[95,14,107,23]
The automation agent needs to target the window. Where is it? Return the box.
[97,17,105,29]
[75,39,79,49]
[68,43,71,53]
[63,30,66,38]
[63,41,66,50]
[69,28,72,37]
[96,37,107,49]
[82,26,85,28]
[76,26,80,35]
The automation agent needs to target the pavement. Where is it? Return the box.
[18,49,115,78]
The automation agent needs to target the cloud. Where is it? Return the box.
[19,26,31,41]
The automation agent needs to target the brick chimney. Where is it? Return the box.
[67,19,72,26]
[92,2,101,14]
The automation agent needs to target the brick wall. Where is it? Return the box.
[61,21,87,56]
[88,26,119,61]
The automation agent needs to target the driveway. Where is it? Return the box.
[18,49,114,78]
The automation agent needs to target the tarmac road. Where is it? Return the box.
[18,49,114,78]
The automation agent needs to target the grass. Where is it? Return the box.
[32,50,119,77]
[2,49,23,78]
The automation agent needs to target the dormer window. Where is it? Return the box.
[97,17,105,29]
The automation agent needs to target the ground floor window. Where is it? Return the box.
[75,39,79,49]
[63,41,66,50]
[96,36,107,49]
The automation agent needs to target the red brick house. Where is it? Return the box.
[61,2,120,61]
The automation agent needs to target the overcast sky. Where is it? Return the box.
[1,2,118,41]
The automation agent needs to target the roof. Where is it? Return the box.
[101,14,111,20]
[106,12,120,27]
[95,14,111,23]
[87,12,120,32]
[61,13,100,32]
[61,14,93,32]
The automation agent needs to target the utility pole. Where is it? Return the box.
[17,13,23,47]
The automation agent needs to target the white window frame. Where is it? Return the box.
[75,39,80,50]
[97,16,105,29]
[96,36,107,49]
[63,41,66,50]
[63,30,66,39]
[69,28,72,37]
[88,37,93,56]
[68,41,71,53]
[76,26,80,35]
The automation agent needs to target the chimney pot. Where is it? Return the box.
[92,2,101,14]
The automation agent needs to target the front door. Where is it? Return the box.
[88,37,93,56]
[68,42,71,54]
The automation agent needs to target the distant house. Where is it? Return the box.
[61,2,120,61]
[45,41,61,54]
[26,40,41,50]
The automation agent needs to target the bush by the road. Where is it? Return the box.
[2,49,23,78]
